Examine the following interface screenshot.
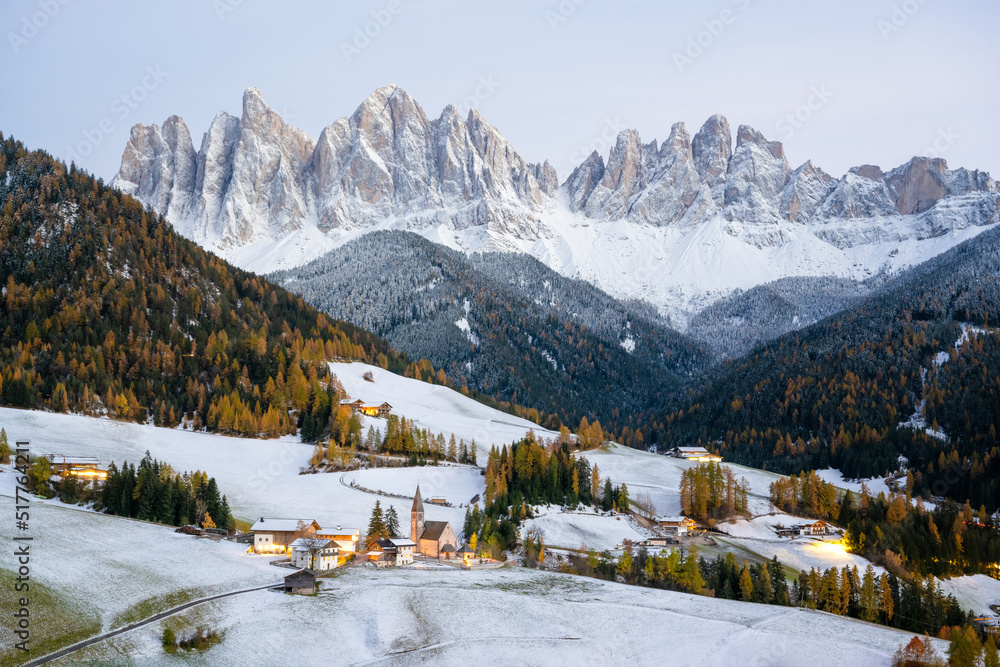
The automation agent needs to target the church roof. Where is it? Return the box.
[411,484,424,513]
[420,520,451,541]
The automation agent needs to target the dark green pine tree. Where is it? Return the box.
[385,505,400,537]
[602,479,614,511]
[367,500,386,540]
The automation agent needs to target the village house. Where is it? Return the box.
[367,537,416,567]
[316,526,361,553]
[411,485,458,558]
[341,399,392,419]
[670,446,723,463]
[283,569,317,595]
[44,454,108,480]
[250,518,321,554]
[289,538,339,571]
[367,541,392,568]
[657,515,699,537]
[796,520,832,536]
[776,520,834,538]
[639,536,673,548]
[389,537,416,565]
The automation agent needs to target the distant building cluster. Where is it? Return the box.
[340,399,392,419]
[250,518,360,571]
[776,520,834,538]
[365,485,480,568]
[669,446,722,463]
[44,454,108,480]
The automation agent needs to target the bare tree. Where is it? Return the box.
[631,491,657,522]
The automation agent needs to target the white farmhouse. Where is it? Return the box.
[289,538,339,571]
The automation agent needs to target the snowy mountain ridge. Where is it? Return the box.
[113,86,1000,325]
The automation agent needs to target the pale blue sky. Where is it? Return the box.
[2,0,997,182]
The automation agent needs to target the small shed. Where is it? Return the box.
[283,569,317,594]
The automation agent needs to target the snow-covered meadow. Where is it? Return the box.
[522,507,649,551]
[43,545,939,667]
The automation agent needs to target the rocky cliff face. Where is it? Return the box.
[564,118,998,248]
[568,123,703,228]
[113,86,555,249]
[114,115,197,223]
[114,87,1000,322]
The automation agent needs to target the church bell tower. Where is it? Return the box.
[411,484,425,542]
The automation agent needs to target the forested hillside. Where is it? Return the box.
[0,135,417,438]
[686,276,871,359]
[273,231,709,438]
[656,226,1000,508]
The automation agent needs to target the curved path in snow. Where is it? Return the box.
[23,583,279,666]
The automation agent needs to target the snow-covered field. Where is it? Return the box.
[717,535,883,575]
[0,500,279,664]
[342,465,484,509]
[815,468,893,498]
[523,507,649,551]
[42,543,938,667]
[330,361,559,459]
[938,575,1000,616]
[716,513,810,541]
[0,407,892,576]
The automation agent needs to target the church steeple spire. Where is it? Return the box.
[411,483,424,514]
[410,484,425,542]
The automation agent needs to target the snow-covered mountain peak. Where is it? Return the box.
[114,90,1000,325]
[691,114,732,205]
[115,86,555,254]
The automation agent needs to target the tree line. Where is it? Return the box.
[100,452,235,531]
[772,470,1000,580]
[463,434,622,556]
[679,461,750,523]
